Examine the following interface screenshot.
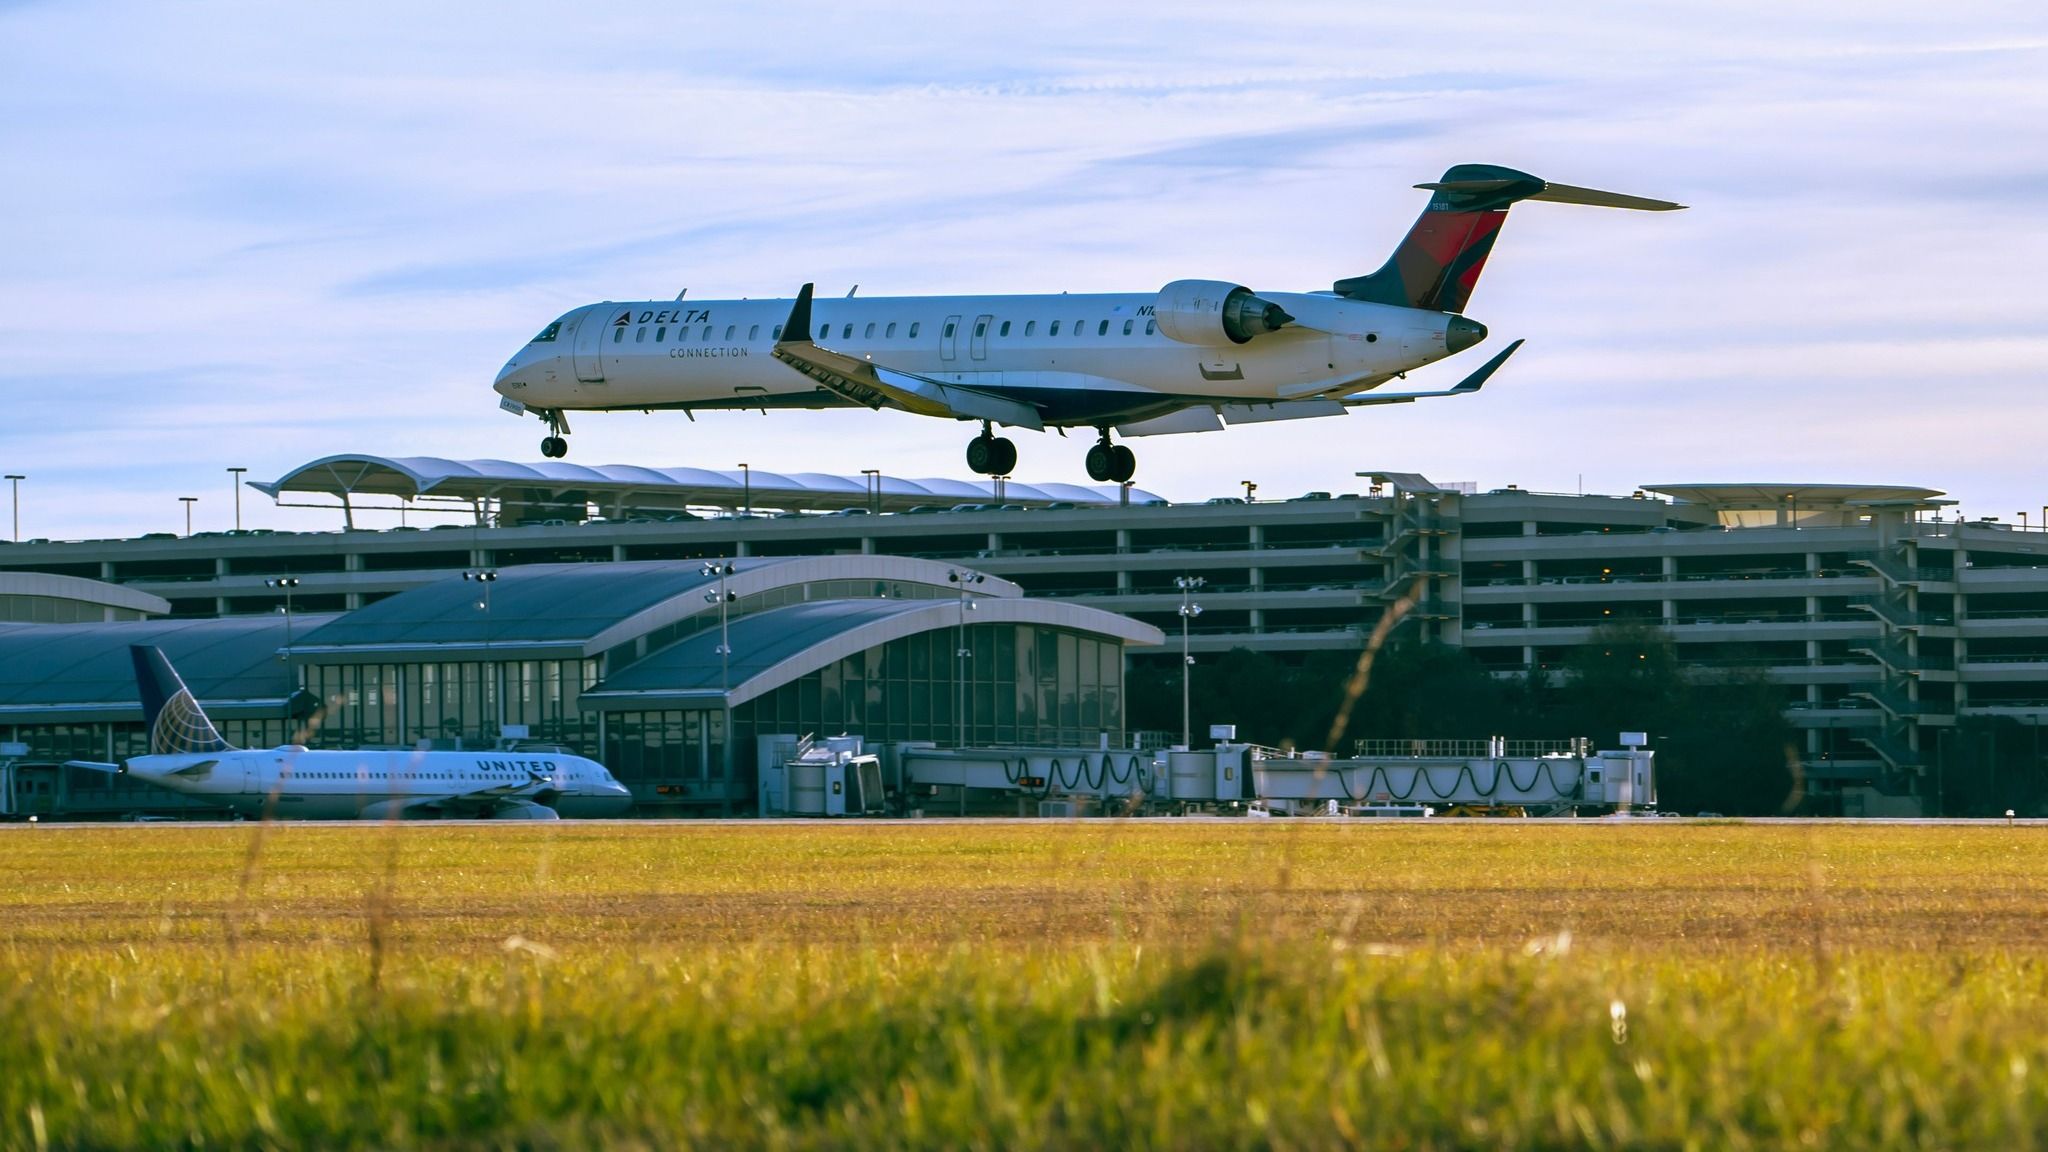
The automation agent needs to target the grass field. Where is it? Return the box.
[4,820,2048,1149]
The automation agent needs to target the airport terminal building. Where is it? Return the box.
[6,455,2048,816]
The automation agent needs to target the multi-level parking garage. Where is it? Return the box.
[5,454,2047,813]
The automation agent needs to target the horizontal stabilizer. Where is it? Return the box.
[1526,182,1686,212]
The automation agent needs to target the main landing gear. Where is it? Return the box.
[538,410,571,459]
[965,423,1018,476]
[1084,430,1136,484]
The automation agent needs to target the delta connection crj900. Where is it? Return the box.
[491,164,1681,483]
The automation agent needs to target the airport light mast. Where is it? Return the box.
[179,496,197,537]
[949,569,984,748]
[462,571,497,734]
[266,577,301,664]
[703,560,737,775]
[1176,576,1204,749]
[4,475,21,543]
[227,467,247,531]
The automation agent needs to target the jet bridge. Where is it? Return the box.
[873,735,1653,817]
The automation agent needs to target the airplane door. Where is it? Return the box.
[940,314,961,362]
[571,306,614,383]
[969,314,993,361]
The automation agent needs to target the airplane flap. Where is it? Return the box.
[772,342,1044,430]
[1116,408,1224,437]
[1221,400,1347,424]
[771,283,1043,430]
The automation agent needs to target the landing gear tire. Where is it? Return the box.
[540,436,567,459]
[1085,441,1137,484]
[966,434,1017,476]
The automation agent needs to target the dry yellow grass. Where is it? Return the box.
[3,820,2046,1148]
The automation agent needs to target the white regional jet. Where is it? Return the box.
[493,164,1681,483]
[64,646,634,820]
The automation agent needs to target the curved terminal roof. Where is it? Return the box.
[1643,484,1947,508]
[289,556,1021,661]
[583,597,1165,710]
[253,455,1163,515]
[0,615,326,723]
[0,572,171,619]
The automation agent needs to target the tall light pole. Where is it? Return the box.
[949,569,984,747]
[179,496,197,537]
[3,475,20,543]
[702,560,736,781]
[1176,576,1205,749]
[738,463,751,519]
[1240,480,1257,503]
[463,570,498,737]
[227,467,247,531]
[266,577,301,662]
[861,468,881,515]
[700,561,736,694]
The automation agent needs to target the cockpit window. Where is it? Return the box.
[531,322,561,343]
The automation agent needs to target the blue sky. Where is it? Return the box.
[1,1,2044,537]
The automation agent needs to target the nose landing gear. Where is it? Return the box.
[538,410,571,459]
[1083,431,1136,484]
[965,424,1017,476]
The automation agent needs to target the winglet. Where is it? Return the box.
[1452,338,1524,393]
[778,283,815,345]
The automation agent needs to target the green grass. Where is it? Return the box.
[4,822,2048,1148]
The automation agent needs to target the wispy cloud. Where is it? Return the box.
[0,0,2045,538]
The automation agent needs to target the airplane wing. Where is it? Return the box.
[1339,339,1524,407]
[771,284,1046,431]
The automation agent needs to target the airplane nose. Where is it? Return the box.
[1446,316,1488,354]
[493,360,522,395]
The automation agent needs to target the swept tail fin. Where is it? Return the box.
[131,645,236,755]
[1336,164,1683,314]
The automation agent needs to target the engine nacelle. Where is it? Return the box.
[1152,280,1295,346]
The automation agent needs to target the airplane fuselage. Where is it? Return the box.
[124,746,634,820]
[494,289,1467,430]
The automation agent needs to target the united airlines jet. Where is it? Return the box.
[494,164,1680,483]
[65,647,634,820]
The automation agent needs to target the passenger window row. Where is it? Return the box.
[614,313,1156,346]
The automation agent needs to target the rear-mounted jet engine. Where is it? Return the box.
[1151,279,1295,346]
